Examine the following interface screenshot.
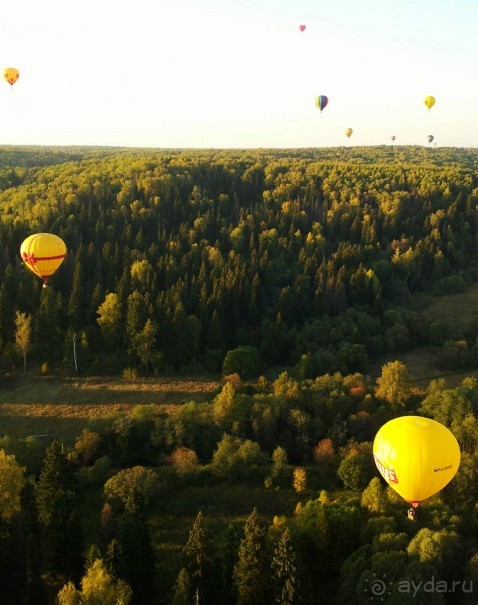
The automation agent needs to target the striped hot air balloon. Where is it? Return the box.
[20,233,66,286]
[315,95,328,113]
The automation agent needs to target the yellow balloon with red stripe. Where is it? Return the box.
[4,67,19,87]
[20,233,66,286]
[373,416,460,506]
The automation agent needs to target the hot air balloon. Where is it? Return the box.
[427,135,434,144]
[345,128,353,138]
[373,416,460,519]
[424,95,435,110]
[391,135,396,142]
[315,95,328,113]
[20,233,67,287]
[4,67,19,87]
[299,25,306,32]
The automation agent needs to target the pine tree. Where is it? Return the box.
[126,291,147,359]
[133,319,157,374]
[35,288,64,361]
[183,511,214,588]
[271,529,299,605]
[233,508,269,605]
[172,568,192,605]
[222,523,240,602]
[35,441,82,576]
[89,282,104,322]
[68,252,86,329]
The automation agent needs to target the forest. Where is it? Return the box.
[0,144,478,604]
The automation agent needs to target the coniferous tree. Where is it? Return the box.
[68,252,86,330]
[222,523,240,603]
[104,538,124,580]
[233,508,269,605]
[35,441,82,578]
[172,568,193,605]
[271,528,300,605]
[126,291,147,360]
[133,319,157,374]
[35,288,64,361]
[183,511,214,600]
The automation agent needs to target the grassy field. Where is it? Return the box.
[409,281,478,330]
[369,282,478,388]
[3,282,478,441]
[0,374,221,441]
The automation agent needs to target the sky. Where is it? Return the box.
[1,0,477,148]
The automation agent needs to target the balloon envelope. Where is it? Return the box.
[20,233,66,285]
[345,128,353,138]
[373,416,460,505]
[391,135,396,141]
[427,135,434,144]
[424,95,435,110]
[4,67,19,87]
[315,95,328,112]
[299,25,306,32]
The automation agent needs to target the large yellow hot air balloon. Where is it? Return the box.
[4,67,20,87]
[345,128,353,138]
[373,416,460,510]
[424,95,435,110]
[20,233,66,286]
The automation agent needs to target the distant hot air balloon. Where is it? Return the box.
[4,67,19,87]
[424,95,435,110]
[427,135,434,144]
[391,135,396,142]
[299,25,306,32]
[315,95,328,113]
[373,416,460,518]
[20,233,67,287]
[345,128,353,138]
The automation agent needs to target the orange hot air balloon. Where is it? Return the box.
[4,67,20,87]
[20,233,67,286]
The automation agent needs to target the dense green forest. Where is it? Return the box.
[1,145,478,604]
[0,145,478,375]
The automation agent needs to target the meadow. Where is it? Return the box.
[0,374,221,441]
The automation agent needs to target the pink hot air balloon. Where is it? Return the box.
[299,25,306,32]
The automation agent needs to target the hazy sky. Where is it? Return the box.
[1,0,477,148]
